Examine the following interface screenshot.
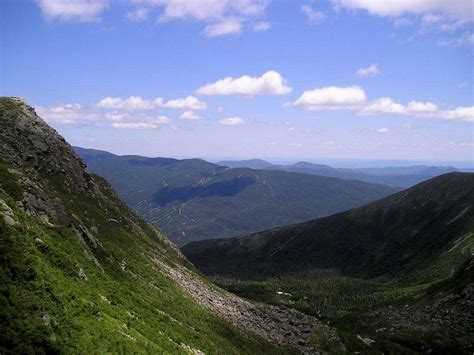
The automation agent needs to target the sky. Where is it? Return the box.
[1,0,473,164]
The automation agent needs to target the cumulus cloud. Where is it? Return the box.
[196,71,292,96]
[332,0,473,21]
[111,115,169,129]
[36,0,109,22]
[294,86,367,110]
[36,103,100,125]
[253,21,271,31]
[357,98,472,122]
[97,96,154,110]
[355,64,380,77]
[203,18,242,37]
[301,4,326,25]
[377,127,390,134]
[131,0,270,36]
[37,101,176,127]
[151,0,269,22]
[440,106,474,122]
[96,96,207,110]
[180,111,201,120]
[407,100,438,114]
[219,117,245,125]
[111,122,158,129]
[159,96,207,110]
[359,97,406,115]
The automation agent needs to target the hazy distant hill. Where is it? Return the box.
[76,147,398,245]
[218,159,457,188]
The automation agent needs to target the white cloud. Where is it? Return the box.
[301,4,326,25]
[111,122,157,129]
[154,116,170,124]
[110,115,169,128]
[359,98,473,122]
[377,127,390,134]
[440,106,474,122]
[355,64,380,77]
[151,0,269,22]
[253,21,271,31]
[126,7,148,21]
[36,0,109,22]
[96,96,206,110]
[97,96,154,110]
[196,71,292,96]
[294,86,367,110]
[131,0,270,36]
[203,18,242,37]
[332,0,473,21]
[359,97,406,115]
[104,112,124,121]
[159,96,207,110]
[219,117,245,125]
[407,100,438,114]
[36,103,100,125]
[180,111,201,120]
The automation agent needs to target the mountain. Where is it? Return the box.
[217,159,457,188]
[77,148,398,245]
[182,173,474,352]
[0,97,346,353]
[218,159,279,170]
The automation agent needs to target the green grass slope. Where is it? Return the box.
[76,147,398,245]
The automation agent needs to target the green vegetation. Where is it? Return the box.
[183,173,474,352]
[0,98,289,353]
[0,171,286,353]
[0,162,23,201]
[76,147,397,245]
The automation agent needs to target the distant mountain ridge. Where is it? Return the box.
[76,147,398,245]
[182,172,474,279]
[218,159,458,188]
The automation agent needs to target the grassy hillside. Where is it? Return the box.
[76,147,398,245]
[0,97,337,353]
[182,173,474,352]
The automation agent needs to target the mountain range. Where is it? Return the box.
[218,159,458,188]
[183,172,474,352]
[76,147,398,245]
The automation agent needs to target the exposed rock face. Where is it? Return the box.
[0,199,19,227]
[154,258,345,353]
[0,98,92,192]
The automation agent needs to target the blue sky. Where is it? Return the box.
[1,0,473,163]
